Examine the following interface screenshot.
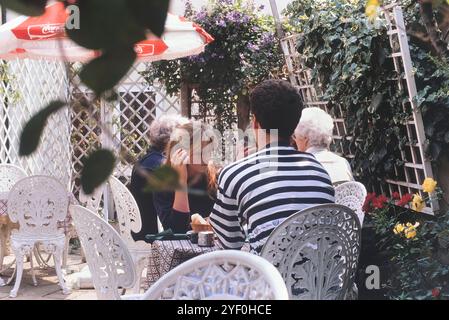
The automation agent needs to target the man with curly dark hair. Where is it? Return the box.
[210,79,335,254]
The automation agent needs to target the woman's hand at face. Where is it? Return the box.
[171,148,189,186]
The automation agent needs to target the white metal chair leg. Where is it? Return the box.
[0,227,6,271]
[29,252,37,286]
[6,263,16,285]
[81,247,86,263]
[131,257,146,294]
[9,249,25,298]
[33,245,44,267]
[52,246,70,295]
[62,236,70,269]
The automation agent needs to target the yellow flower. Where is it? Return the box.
[411,193,425,212]
[365,0,380,21]
[406,222,420,228]
[403,222,419,239]
[404,227,417,239]
[393,223,405,234]
[422,178,437,193]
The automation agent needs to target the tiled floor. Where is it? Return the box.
[0,253,97,300]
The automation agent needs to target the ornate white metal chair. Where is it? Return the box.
[335,181,367,226]
[7,175,70,298]
[79,187,104,216]
[72,186,105,263]
[70,205,138,300]
[0,164,27,271]
[261,204,361,300]
[108,176,152,293]
[141,250,289,300]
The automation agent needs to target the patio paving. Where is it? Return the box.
[0,252,97,300]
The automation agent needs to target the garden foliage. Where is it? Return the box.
[284,0,449,189]
[145,0,285,131]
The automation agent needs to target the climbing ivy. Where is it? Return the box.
[285,0,449,189]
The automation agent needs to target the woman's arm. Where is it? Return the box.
[172,148,190,213]
[153,191,190,233]
[152,148,191,233]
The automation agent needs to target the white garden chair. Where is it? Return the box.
[335,181,367,226]
[79,186,104,216]
[261,204,361,300]
[0,164,27,271]
[141,250,289,300]
[108,176,153,293]
[74,186,105,263]
[7,175,70,298]
[70,205,139,300]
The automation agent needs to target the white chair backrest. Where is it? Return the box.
[142,250,289,300]
[335,181,367,225]
[70,205,136,300]
[79,185,103,216]
[261,204,361,300]
[8,175,68,237]
[0,164,27,193]
[108,176,144,248]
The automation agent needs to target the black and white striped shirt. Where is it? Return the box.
[209,141,335,254]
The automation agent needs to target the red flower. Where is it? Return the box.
[362,192,377,213]
[392,192,400,200]
[396,193,413,207]
[372,194,388,209]
[432,288,440,298]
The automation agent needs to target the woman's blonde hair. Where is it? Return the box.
[165,120,219,196]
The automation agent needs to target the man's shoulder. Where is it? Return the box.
[219,152,263,177]
[218,149,319,183]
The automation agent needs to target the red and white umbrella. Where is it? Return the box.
[0,2,214,62]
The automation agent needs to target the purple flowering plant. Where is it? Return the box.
[143,0,285,130]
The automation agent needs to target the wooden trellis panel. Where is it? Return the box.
[382,3,438,213]
[281,4,437,213]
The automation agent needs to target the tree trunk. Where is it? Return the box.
[237,93,250,130]
[180,82,191,118]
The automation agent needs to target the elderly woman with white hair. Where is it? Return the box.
[294,107,354,185]
[130,114,189,240]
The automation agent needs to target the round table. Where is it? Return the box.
[145,239,220,289]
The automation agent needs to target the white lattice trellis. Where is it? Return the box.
[282,34,354,158]
[0,59,71,188]
[69,62,181,197]
[382,3,438,213]
[1,58,181,223]
[281,3,437,214]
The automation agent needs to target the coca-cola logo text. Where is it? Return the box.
[27,24,66,40]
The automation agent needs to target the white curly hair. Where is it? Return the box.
[148,114,189,152]
[294,107,334,148]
